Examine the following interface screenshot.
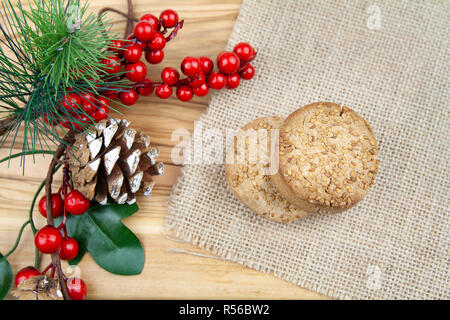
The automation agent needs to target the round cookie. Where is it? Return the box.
[271,102,378,213]
[226,116,310,223]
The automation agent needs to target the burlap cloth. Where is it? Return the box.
[166,0,449,299]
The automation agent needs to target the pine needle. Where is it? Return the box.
[0,0,132,165]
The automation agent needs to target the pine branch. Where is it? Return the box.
[0,0,132,163]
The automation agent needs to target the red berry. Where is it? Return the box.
[233,42,255,62]
[79,93,97,114]
[92,98,109,122]
[66,277,87,300]
[110,39,125,55]
[148,33,166,50]
[161,67,180,85]
[160,9,179,28]
[101,87,119,100]
[123,44,142,63]
[38,193,63,218]
[188,72,206,88]
[81,101,96,114]
[79,93,96,104]
[35,225,62,254]
[127,35,147,51]
[134,21,154,42]
[217,51,240,74]
[94,104,109,115]
[92,110,108,122]
[59,118,72,129]
[176,85,193,101]
[207,72,227,89]
[60,93,81,111]
[181,56,201,77]
[59,237,79,261]
[72,114,91,131]
[96,96,109,107]
[137,78,154,96]
[239,64,255,80]
[226,73,240,89]
[192,82,209,96]
[15,266,40,287]
[64,190,90,215]
[120,89,139,105]
[59,119,71,129]
[104,93,118,100]
[199,56,214,75]
[155,84,173,99]
[125,61,147,82]
[101,56,121,74]
[140,14,159,30]
[145,49,164,64]
[92,110,107,122]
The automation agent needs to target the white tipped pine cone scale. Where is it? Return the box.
[69,118,164,205]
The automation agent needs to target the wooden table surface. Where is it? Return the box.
[0,0,326,299]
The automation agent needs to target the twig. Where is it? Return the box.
[125,0,135,37]
[0,114,19,137]
[99,0,137,38]
[44,130,75,300]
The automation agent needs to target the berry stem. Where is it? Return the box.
[165,20,184,42]
[237,52,257,73]
[44,131,76,300]
[57,160,70,239]
[158,18,167,34]
[41,262,53,275]
[133,74,196,90]
[29,164,62,269]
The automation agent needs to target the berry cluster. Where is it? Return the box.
[100,9,185,106]
[100,9,256,104]
[153,42,256,102]
[55,10,256,128]
[53,10,184,128]
[57,92,110,129]
[15,166,90,300]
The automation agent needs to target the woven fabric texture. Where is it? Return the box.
[166,0,449,299]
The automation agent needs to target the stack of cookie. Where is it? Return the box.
[225,102,379,223]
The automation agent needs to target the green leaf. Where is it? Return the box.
[0,253,13,300]
[56,202,144,275]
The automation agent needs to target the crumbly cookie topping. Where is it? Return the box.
[229,117,306,222]
[279,104,378,209]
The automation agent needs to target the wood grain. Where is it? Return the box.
[0,0,327,299]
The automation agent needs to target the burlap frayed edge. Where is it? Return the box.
[166,167,360,300]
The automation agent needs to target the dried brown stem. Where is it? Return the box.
[125,0,135,37]
[0,114,19,137]
[99,0,137,38]
[45,130,76,300]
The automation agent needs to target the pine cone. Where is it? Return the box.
[11,275,63,300]
[68,118,163,205]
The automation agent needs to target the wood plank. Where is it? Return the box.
[0,0,327,299]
